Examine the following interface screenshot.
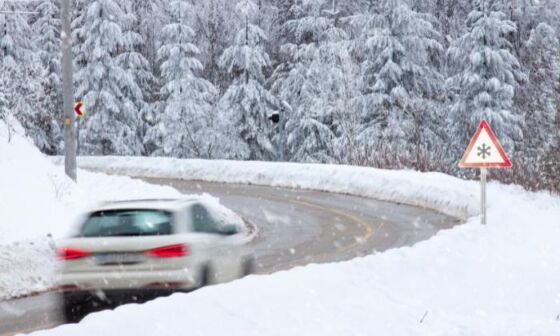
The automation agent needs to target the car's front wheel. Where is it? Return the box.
[199,264,214,287]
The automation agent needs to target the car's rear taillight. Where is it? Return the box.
[56,247,91,260]
[145,244,188,258]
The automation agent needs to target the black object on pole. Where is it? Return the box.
[268,111,280,124]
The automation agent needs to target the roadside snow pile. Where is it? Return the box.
[0,125,241,300]
[29,178,560,335]
[0,121,73,299]
[0,123,77,243]
[53,156,479,219]
[0,239,55,300]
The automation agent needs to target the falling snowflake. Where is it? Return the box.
[477,143,491,159]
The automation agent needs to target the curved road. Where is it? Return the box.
[0,179,460,335]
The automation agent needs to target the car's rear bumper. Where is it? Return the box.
[57,267,197,291]
[60,288,185,306]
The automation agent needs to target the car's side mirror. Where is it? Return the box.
[220,224,239,236]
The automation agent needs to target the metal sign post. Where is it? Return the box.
[61,0,76,181]
[76,118,80,156]
[480,168,487,225]
[74,102,84,156]
[458,120,512,225]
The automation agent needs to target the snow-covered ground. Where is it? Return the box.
[0,124,242,300]
[32,156,560,335]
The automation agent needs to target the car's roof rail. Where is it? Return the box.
[99,198,197,205]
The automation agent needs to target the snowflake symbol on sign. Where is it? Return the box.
[477,143,491,159]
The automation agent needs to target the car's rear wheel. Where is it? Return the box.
[242,257,255,276]
[61,293,88,323]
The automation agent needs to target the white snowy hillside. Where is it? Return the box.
[0,120,71,298]
[33,157,560,335]
[0,121,75,244]
[0,122,242,300]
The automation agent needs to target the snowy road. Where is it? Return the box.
[0,179,459,335]
[159,179,459,272]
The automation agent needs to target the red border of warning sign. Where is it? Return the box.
[458,119,512,168]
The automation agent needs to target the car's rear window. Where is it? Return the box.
[80,209,173,237]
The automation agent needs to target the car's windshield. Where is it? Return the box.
[80,209,172,237]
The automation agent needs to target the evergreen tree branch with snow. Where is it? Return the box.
[217,0,276,160]
[352,0,444,167]
[74,0,143,155]
[446,0,522,160]
[145,0,217,159]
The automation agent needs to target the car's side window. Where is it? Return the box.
[191,203,221,234]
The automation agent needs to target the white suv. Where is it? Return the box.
[56,198,253,321]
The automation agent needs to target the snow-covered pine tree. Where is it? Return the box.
[505,0,539,55]
[446,0,522,160]
[72,0,90,79]
[309,30,360,163]
[191,0,237,91]
[144,0,217,158]
[74,0,143,155]
[272,0,360,163]
[218,0,276,160]
[421,0,473,44]
[128,0,165,72]
[537,0,560,35]
[269,0,339,162]
[118,1,156,155]
[517,23,560,160]
[269,0,309,161]
[268,0,295,62]
[353,0,444,167]
[34,0,63,154]
[0,3,45,150]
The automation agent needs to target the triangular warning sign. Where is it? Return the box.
[459,120,512,168]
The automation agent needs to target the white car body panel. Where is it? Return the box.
[56,199,248,292]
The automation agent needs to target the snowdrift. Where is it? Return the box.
[52,156,480,220]
[0,122,75,299]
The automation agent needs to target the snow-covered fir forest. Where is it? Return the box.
[1,0,559,191]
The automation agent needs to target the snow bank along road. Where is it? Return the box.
[0,177,459,335]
